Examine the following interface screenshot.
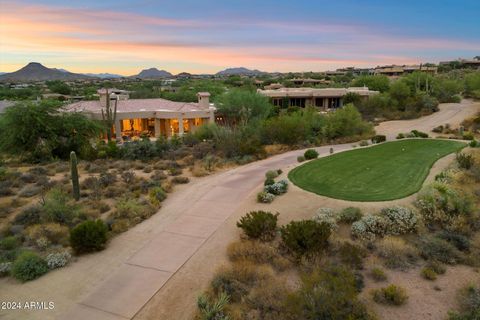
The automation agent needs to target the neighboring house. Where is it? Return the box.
[374,65,438,77]
[66,89,215,140]
[257,87,378,109]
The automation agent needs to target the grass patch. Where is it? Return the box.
[288,139,465,201]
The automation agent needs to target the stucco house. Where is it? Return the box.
[66,89,215,140]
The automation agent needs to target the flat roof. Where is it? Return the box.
[65,98,209,114]
[258,87,378,98]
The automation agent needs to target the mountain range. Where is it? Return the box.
[0,63,267,82]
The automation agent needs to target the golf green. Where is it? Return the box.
[288,139,465,201]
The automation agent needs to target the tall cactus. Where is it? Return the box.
[101,88,118,141]
[70,151,80,201]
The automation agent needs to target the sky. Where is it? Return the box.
[1,0,479,75]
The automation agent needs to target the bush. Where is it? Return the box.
[0,236,19,251]
[70,220,108,254]
[396,133,405,139]
[359,140,369,146]
[24,223,69,247]
[236,211,278,241]
[13,206,42,226]
[370,267,387,282]
[426,260,446,275]
[437,230,470,252]
[168,167,182,176]
[286,265,374,320]
[338,242,367,270]
[351,214,388,241]
[227,240,290,271]
[297,155,306,162]
[381,206,418,235]
[41,188,80,226]
[171,176,190,184]
[264,177,275,186]
[10,252,49,282]
[339,207,363,223]
[280,220,331,256]
[463,132,475,141]
[0,262,12,277]
[264,179,288,195]
[149,187,167,206]
[265,170,279,180]
[113,198,156,222]
[196,292,230,320]
[448,284,480,320]
[411,130,429,138]
[376,236,419,270]
[304,149,319,160]
[456,152,474,170]
[417,236,463,264]
[372,284,408,305]
[99,171,117,187]
[46,250,71,269]
[19,185,43,197]
[120,170,136,184]
[313,207,338,231]
[371,135,386,144]
[421,267,437,280]
[469,140,478,148]
[256,191,275,204]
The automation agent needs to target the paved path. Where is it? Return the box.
[58,100,479,320]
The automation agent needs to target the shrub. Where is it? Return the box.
[313,207,338,231]
[245,277,290,319]
[227,240,290,271]
[286,265,374,320]
[19,185,43,197]
[168,167,182,176]
[151,170,167,181]
[24,223,70,247]
[264,180,288,195]
[171,176,190,184]
[99,171,117,187]
[437,230,470,252]
[359,140,369,146]
[304,149,319,160]
[13,206,42,226]
[149,187,167,206]
[256,191,275,203]
[463,132,475,141]
[372,284,408,305]
[376,236,419,270]
[433,125,444,133]
[211,261,273,302]
[351,214,388,241]
[196,292,230,320]
[416,236,463,264]
[120,170,136,184]
[456,152,474,170]
[339,207,363,223]
[371,135,386,144]
[449,285,480,320]
[41,188,80,226]
[46,250,71,269]
[70,220,108,254]
[411,129,429,138]
[426,260,446,275]
[381,206,418,235]
[236,211,278,241]
[0,236,19,251]
[469,140,478,148]
[113,198,156,221]
[0,262,12,277]
[10,252,49,282]
[370,267,387,282]
[421,267,438,280]
[297,155,306,162]
[280,220,331,256]
[265,170,279,180]
[396,133,405,139]
[338,242,367,270]
[264,177,275,186]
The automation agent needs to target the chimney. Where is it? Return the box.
[99,88,109,108]
[197,92,210,108]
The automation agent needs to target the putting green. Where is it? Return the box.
[288,139,465,201]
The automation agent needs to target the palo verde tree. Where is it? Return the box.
[101,88,118,141]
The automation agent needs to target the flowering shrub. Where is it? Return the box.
[351,214,388,241]
[0,262,12,276]
[313,208,338,231]
[264,180,288,195]
[46,251,71,269]
[257,191,275,203]
[381,206,418,235]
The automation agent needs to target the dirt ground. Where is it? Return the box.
[1,99,479,320]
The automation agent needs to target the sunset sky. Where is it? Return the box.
[1,0,479,75]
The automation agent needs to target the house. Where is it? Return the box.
[374,65,438,77]
[66,89,215,140]
[257,87,378,109]
[289,78,330,86]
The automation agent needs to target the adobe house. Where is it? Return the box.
[66,89,215,140]
[257,87,378,109]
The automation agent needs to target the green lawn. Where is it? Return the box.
[288,139,465,201]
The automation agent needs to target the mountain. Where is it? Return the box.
[83,73,124,79]
[0,63,93,82]
[132,68,173,79]
[215,67,266,76]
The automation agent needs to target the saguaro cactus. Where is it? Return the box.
[101,89,118,141]
[70,151,80,201]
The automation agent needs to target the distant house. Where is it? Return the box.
[374,65,438,77]
[289,78,330,86]
[258,87,378,109]
[66,89,215,140]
